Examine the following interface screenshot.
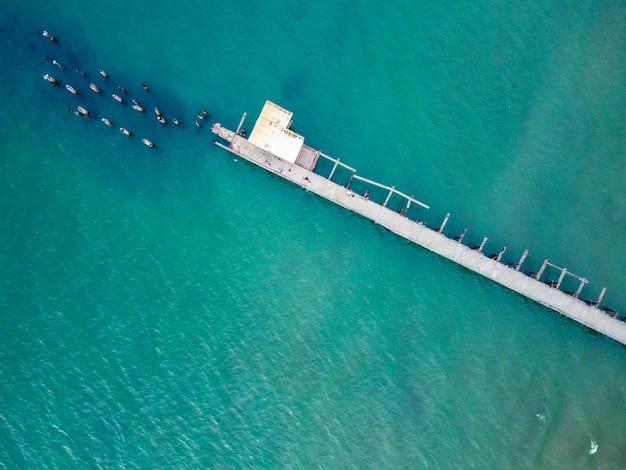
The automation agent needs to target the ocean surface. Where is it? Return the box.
[1,1,625,468]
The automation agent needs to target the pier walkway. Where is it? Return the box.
[212,116,626,347]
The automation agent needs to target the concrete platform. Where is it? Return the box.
[212,123,626,347]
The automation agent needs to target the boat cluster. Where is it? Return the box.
[40,30,211,150]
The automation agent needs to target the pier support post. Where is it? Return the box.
[383,186,395,207]
[437,213,450,233]
[574,278,588,298]
[535,259,549,280]
[596,287,607,306]
[455,228,467,243]
[496,246,507,262]
[555,268,568,289]
[477,237,488,253]
[516,250,529,271]
[328,159,340,180]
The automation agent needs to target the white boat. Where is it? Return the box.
[42,30,56,42]
[120,127,132,136]
[65,84,78,95]
[101,118,113,127]
[112,93,124,103]
[142,139,155,148]
[132,104,144,113]
[43,73,57,85]
[77,106,89,117]
[89,83,100,93]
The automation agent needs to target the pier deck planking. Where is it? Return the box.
[212,122,626,347]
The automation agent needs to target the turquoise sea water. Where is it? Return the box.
[1,1,625,468]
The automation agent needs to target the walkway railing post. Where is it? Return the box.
[383,186,395,207]
[516,249,529,271]
[555,268,568,289]
[477,237,488,253]
[234,112,247,145]
[345,175,354,190]
[437,213,450,233]
[535,259,549,280]
[574,278,588,298]
[328,158,340,180]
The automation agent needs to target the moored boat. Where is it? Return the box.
[120,127,132,136]
[65,84,78,95]
[42,30,56,43]
[43,73,57,85]
[142,138,155,148]
[89,83,100,93]
[101,117,113,127]
[77,105,89,117]
[112,93,125,103]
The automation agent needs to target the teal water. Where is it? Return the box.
[1,1,625,468]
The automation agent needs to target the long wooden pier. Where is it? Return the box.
[211,109,626,347]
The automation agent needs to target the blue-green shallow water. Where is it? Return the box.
[1,1,625,468]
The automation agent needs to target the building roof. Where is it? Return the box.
[248,101,304,163]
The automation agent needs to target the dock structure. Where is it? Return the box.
[212,101,626,347]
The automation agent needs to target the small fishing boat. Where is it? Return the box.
[89,83,100,93]
[131,101,144,112]
[43,73,57,85]
[101,118,113,127]
[65,84,78,95]
[77,106,89,117]
[112,93,124,104]
[142,139,155,148]
[99,69,108,78]
[120,127,132,136]
[173,118,180,126]
[42,30,56,43]
[157,115,167,125]
[154,107,161,116]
